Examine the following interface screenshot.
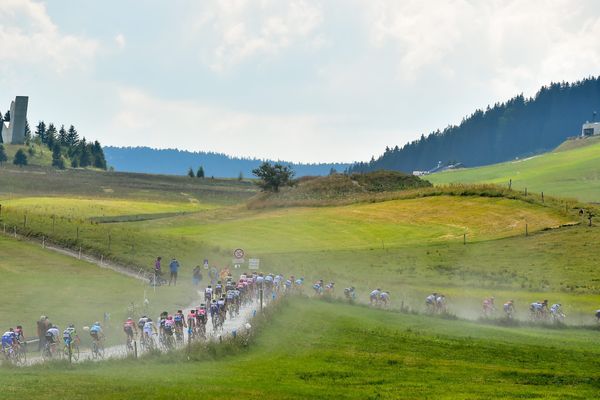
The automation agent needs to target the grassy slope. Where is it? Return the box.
[1,144,53,167]
[1,299,599,399]
[428,138,600,202]
[150,195,572,253]
[0,235,199,345]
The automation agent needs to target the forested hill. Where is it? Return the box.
[104,146,349,178]
[349,76,600,174]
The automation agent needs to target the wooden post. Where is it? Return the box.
[42,236,45,248]
[134,341,138,359]
[463,233,466,245]
[76,226,79,241]
[541,192,544,203]
[259,287,263,311]
[13,226,17,238]
[509,179,512,190]
[526,224,528,236]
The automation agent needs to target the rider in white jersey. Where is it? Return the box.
[370,289,381,304]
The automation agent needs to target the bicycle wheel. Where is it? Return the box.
[97,342,105,359]
[91,342,98,359]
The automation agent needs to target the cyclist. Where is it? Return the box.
[482,297,495,316]
[503,300,515,319]
[187,309,197,337]
[215,281,223,298]
[174,310,186,339]
[550,303,565,322]
[210,300,219,325]
[90,322,104,344]
[435,294,446,313]
[163,316,176,347]
[196,306,208,336]
[370,288,382,305]
[46,324,60,345]
[2,328,17,355]
[14,325,25,343]
[313,280,323,296]
[344,287,356,301]
[205,285,213,302]
[138,315,149,333]
[63,324,78,347]
[143,318,157,347]
[380,291,390,307]
[123,317,137,343]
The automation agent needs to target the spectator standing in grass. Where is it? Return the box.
[154,256,162,276]
[169,258,180,286]
[36,316,49,350]
[193,265,202,286]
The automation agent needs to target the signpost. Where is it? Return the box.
[248,258,260,270]
[203,259,209,269]
[233,248,245,269]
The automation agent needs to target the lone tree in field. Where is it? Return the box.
[187,167,195,178]
[196,166,205,178]
[13,149,28,167]
[0,144,7,166]
[252,162,295,192]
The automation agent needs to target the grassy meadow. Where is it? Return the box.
[428,137,600,202]
[0,235,201,346]
[1,299,599,399]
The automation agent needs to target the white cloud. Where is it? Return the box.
[363,0,600,98]
[189,0,323,72]
[114,33,126,49]
[105,88,389,163]
[0,0,98,73]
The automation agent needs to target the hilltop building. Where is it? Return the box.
[581,122,600,137]
[0,96,29,145]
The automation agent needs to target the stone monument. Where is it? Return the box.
[1,96,29,145]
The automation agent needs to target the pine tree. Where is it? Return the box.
[13,149,28,167]
[0,144,7,165]
[46,123,57,148]
[91,140,107,170]
[66,125,79,147]
[51,143,65,169]
[24,120,31,142]
[3,110,10,122]
[196,166,205,178]
[188,167,195,178]
[58,125,68,146]
[35,121,47,142]
[78,138,91,167]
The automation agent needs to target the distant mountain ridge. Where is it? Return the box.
[350,76,600,174]
[104,146,350,178]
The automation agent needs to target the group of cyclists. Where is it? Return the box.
[480,297,566,322]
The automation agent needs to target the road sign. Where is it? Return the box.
[234,248,245,259]
[248,258,260,270]
[232,259,245,265]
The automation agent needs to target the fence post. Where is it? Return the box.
[463,233,466,245]
[526,224,528,236]
[42,236,45,248]
[259,288,263,311]
[76,226,79,241]
[13,226,17,238]
[541,192,544,203]
[68,341,72,364]
[79,247,82,259]
[134,341,138,359]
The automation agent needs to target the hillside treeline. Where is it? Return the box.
[104,146,349,178]
[35,122,107,170]
[350,76,600,173]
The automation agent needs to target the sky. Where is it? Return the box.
[1,0,600,163]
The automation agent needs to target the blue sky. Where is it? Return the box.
[2,0,600,163]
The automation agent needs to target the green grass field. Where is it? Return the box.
[1,299,599,399]
[0,235,200,346]
[428,137,600,202]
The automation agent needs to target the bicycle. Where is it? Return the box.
[91,338,105,359]
[126,333,136,353]
[63,340,80,362]
[42,341,60,360]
